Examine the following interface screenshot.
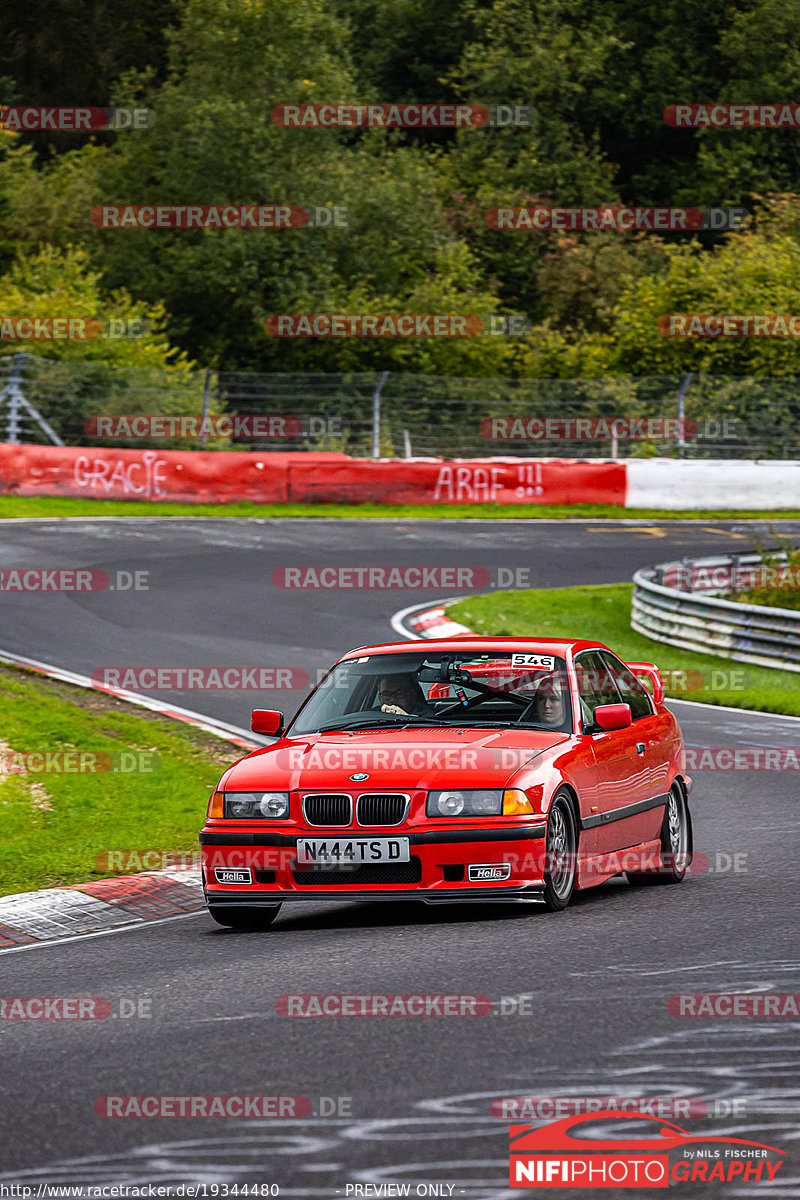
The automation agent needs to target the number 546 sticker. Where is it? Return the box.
[511,653,554,669]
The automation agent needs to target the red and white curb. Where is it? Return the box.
[0,648,262,950]
[0,871,205,948]
[390,597,473,640]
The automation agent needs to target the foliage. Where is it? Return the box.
[4,0,800,378]
[0,246,212,444]
[0,663,231,896]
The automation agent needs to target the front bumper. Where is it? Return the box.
[205,885,545,906]
[200,824,547,902]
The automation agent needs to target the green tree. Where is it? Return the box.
[0,245,209,444]
[446,0,625,316]
[0,0,180,156]
[83,0,504,372]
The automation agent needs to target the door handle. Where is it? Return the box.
[636,742,646,755]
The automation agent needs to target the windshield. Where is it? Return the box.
[287,650,573,735]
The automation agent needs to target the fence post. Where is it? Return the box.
[6,351,26,443]
[0,351,64,446]
[677,372,693,448]
[201,368,212,448]
[372,371,389,458]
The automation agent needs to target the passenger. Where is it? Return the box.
[532,676,566,728]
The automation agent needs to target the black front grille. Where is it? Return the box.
[356,793,407,826]
[292,858,422,886]
[303,794,351,826]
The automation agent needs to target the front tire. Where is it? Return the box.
[542,793,578,911]
[627,783,692,886]
[207,903,282,929]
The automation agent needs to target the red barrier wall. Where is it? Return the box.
[0,443,627,506]
[287,456,626,505]
[0,444,308,504]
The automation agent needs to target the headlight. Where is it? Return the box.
[427,789,503,817]
[223,791,289,819]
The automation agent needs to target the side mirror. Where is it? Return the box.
[593,703,632,732]
[251,709,284,736]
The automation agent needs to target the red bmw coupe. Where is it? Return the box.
[200,638,692,927]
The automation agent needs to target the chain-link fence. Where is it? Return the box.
[2,352,800,458]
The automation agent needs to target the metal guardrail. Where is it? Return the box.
[632,553,800,672]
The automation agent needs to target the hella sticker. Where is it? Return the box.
[468,863,512,881]
[214,867,252,885]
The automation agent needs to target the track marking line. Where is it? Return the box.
[700,526,748,538]
[588,526,668,537]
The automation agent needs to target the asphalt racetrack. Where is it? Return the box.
[0,517,798,1198]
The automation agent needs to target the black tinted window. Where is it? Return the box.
[599,652,654,721]
[288,650,574,734]
[575,651,621,728]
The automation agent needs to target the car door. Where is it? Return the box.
[598,650,673,848]
[574,650,650,854]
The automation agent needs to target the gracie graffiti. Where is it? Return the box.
[73,450,168,498]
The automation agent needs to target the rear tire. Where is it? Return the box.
[207,903,282,929]
[542,793,577,911]
[627,783,691,886]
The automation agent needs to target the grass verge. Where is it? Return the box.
[0,664,239,897]
[731,548,800,611]
[1,496,800,521]
[450,583,800,717]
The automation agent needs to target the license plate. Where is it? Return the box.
[296,837,410,865]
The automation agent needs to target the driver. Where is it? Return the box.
[532,675,566,728]
[377,672,435,717]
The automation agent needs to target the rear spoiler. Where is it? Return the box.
[626,661,665,704]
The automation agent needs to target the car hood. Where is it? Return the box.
[221,727,570,792]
